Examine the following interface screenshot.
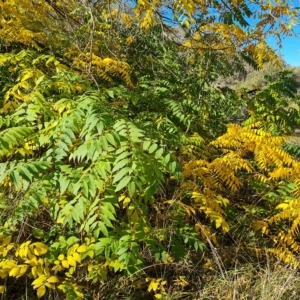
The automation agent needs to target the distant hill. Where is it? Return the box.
[235,63,300,91]
[214,61,300,92]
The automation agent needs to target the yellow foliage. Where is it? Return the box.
[268,248,298,269]
[147,277,167,293]
[65,51,132,86]
[76,244,88,253]
[0,236,96,297]
[183,124,300,262]
[207,127,300,265]
[173,276,189,287]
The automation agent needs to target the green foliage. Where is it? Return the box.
[243,70,300,135]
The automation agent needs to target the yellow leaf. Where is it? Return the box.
[58,254,65,260]
[123,197,131,208]
[43,266,50,276]
[0,286,5,293]
[45,282,55,289]
[31,266,38,278]
[118,195,126,202]
[62,260,69,268]
[126,36,134,45]
[73,252,81,263]
[21,70,33,82]
[32,243,46,251]
[57,217,64,224]
[36,266,44,277]
[6,244,14,251]
[2,260,17,269]
[147,279,159,292]
[27,249,36,260]
[203,261,214,270]
[74,289,84,298]
[52,265,63,273]
[154,294,162,299]
[18,246,27,259]
[18,265,28,277]
[37,285,46,298]
[276,202,289,210]
[67,244,79,256]
[25,256,38,266]
[252,221,268,231]
[262,226,268,234]
[31,243,48,256]
[178,276,189,287]
[3,236,12,245]
[215,217,222,229]
[32,275,47,288]
[9,267,20,277]
[47,276,59,283]
[67,256,77,267]
[222,221,230,233]
[76,245,87,253]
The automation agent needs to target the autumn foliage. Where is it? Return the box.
[0,0,300,299]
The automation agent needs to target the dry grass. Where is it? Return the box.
[198,260,300,300]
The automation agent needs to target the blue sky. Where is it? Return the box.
[258,0,300,66]
[244,0,300,66]
[274,35,300,66]
[157,0,300,66]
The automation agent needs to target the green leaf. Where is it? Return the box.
[112,167,131,184]
[144,183,157,200]
[128,181,136,198]
[112,158,130,173]
[108,90,114,98]
[101,213,114,228]
[82,180,89,198]
[19,166,33,182]
[73,198,86,223]
[99,136,109,151]
[148,143,158,154]
[95,164,108,179]
[60,134,72,145]
[33,229,45,239]
[0,163,8,183]
[115,175,131,192]
[114,151,131,164]
[105,133,116,146]
[88,174,96,197]
[117,246,128,256]
[10,170,21,189]
[101,205,116,221]
[98,221,109,237]
[162,153,170,165]
[59,175,70,194]
[66,236,80,246]
[143,141,151,151]
[169,161,177,173]
[155,148,164,159]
